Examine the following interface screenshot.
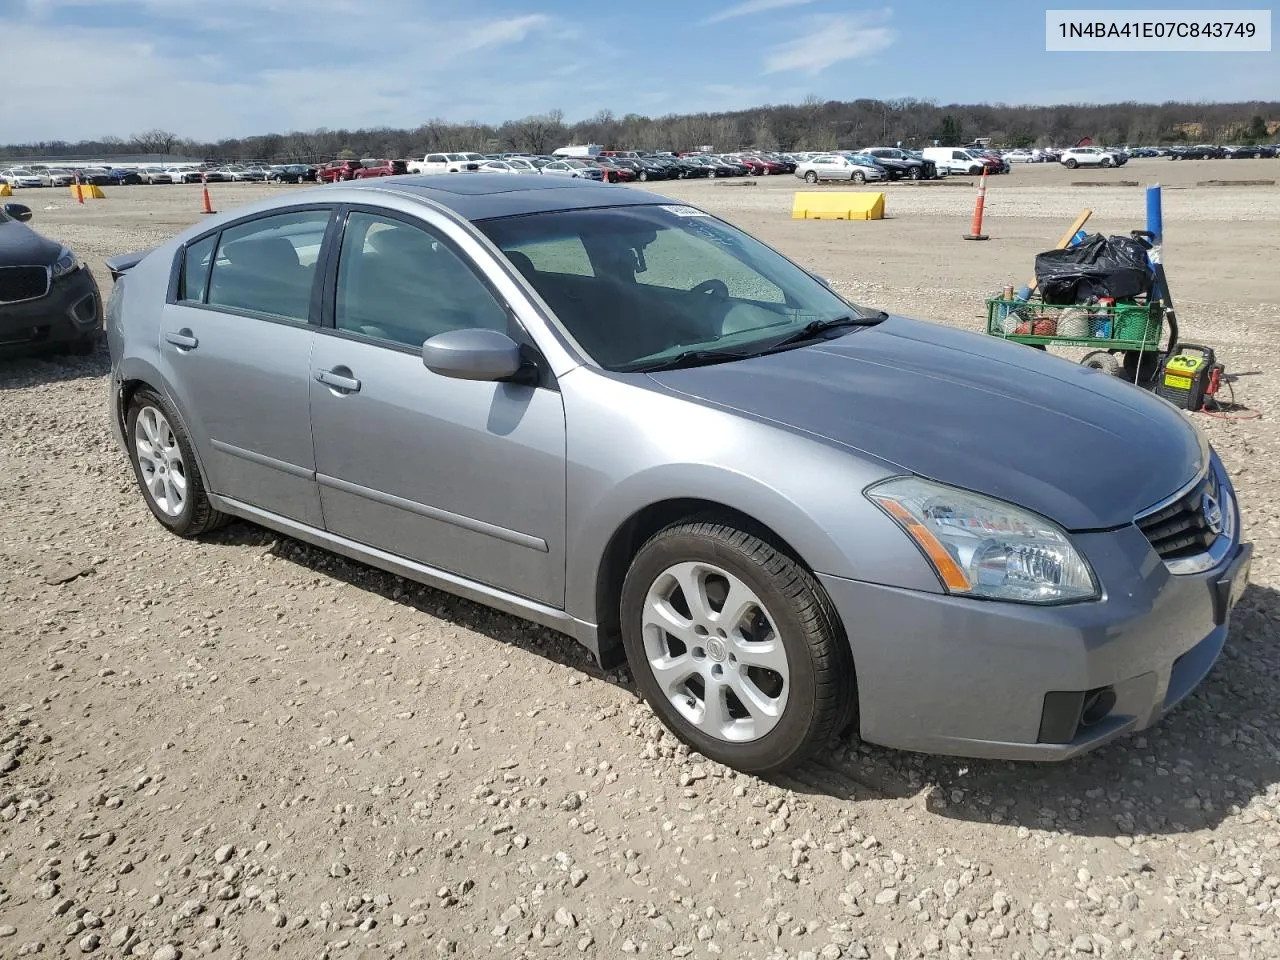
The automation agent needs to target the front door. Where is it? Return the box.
[307,209,567,606]
[158,208,332,527]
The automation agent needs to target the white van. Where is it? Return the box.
[922,147,988,176]
[552,144,604,158]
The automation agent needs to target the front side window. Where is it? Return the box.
[206,209,330,322]
[478,204,867,371]
[333,212,508,348]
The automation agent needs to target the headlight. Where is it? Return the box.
[868,477,1098,604]
[51,246,81,280]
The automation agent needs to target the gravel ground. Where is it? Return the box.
[2,158,1279,960]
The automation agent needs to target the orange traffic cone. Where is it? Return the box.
[964,170,989,240]
[201,175,216,215]
[75,176,85,205]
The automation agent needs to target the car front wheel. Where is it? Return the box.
[804,171,818,183]
[620,520,853,774]
[1064,158,1078,169]
[126,389,228,537]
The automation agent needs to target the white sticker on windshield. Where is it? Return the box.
[661,204,710,218]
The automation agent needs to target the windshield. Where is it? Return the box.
[477,204,874,371]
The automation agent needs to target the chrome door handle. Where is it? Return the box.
[165,330,198,350]
[315,368,361,393]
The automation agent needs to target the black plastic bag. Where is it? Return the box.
[1034,233,1153,304]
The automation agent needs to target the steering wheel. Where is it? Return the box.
[692,278,729,300]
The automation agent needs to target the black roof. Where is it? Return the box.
[347,173,672,221]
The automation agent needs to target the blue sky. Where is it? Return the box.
[2,0,1276,142]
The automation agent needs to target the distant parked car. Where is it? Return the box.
[595,159,638,183]
[353,159,409,179]
[38,168,76,187]
[795,154,886,184]
[316,160,363,183]
[1,168,46,188]
[1059,147,1120,169]
[1003,149,1034,163]
[921,148,988,176]
[862,147,933,180]
[407,153,486,174]
[105,168,145,186]
[268,164,315,183]
[540,160,604,180]
[479,160,530,175]
[1171,145,1224,160]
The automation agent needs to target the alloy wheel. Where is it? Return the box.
[641,561,789,743]
[134,406,187,517]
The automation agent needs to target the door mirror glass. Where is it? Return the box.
[3,203,32,223]
[422,328,526,382]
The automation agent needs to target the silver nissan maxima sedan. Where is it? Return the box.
[104,175,1251,774]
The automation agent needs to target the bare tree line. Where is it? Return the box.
[3,98,1276,163]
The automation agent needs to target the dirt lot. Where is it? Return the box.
[2,158,1279,960]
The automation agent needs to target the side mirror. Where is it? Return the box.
[4,203,32,223]
[422,328,529,383]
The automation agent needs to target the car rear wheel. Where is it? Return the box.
[851,171,866,184]
[620,520,853,774]
[126,389,228,538]
[1100,157,1112,168]
[707,169,717,178]
[804,171,818,183]
[639,170,648,182]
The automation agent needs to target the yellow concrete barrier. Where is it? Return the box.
[792,191,885,221]
[69,184,107,200]
[0,183,12,197]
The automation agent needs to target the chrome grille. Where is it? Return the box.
[0,265,51,304]
[1136,472,1219,561]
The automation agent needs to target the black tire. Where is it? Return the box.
[1122,350,1161,385]
[126,388,228,538]
[620,519,854,775]
[908,166,922,180]
[1064,158,1078,169]
[852,170,866,184]
[639,170,648,182]
[804,170,818,183]
[1081,350,1121,377]
[1100,157,1112,168]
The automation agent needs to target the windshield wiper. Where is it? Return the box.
[760,312,887,353]
[625,348,753,372]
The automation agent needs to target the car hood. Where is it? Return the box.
[0,220,60,266]
[646,316,1205,530]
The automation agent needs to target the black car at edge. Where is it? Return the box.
[0,203,102,356]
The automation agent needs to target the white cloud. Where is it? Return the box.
[763,13,896,74]
[700,0,814,26]
[0,5,594,141]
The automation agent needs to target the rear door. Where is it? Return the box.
[157,206,334,527]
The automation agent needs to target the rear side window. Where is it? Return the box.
[206,210,330,322]
[179,234,217,303]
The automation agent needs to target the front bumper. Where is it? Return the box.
[820,502,1251,762]
[0,268,101,354]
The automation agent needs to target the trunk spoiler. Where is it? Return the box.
[104,249,152,282]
